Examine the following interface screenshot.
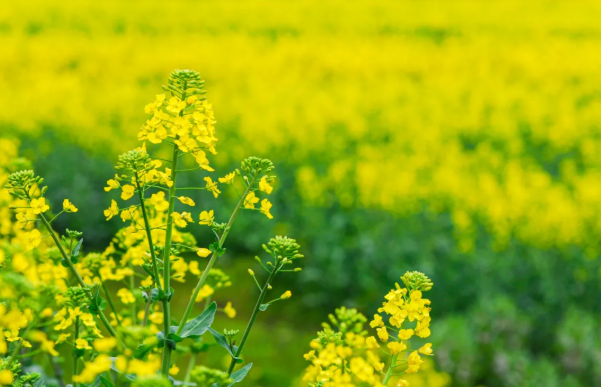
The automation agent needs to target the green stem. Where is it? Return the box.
[226,266,278,376]
[73,317,80,387]
[38,212,118,338]
[101,281,121,327]
[142,294,152,327]
[129,261,137,325]
[135,180,163,290]
[161,145,179,376]
[382,354,398,385]
[183,353,197,386]
[175,176,256,336]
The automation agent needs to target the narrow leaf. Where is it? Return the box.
[180,302,217,339]
[228,363,253,386]
[73,238,84,257]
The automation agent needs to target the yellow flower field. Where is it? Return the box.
[2,0,601,253]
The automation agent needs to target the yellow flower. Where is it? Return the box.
[30,197,49,214]
[224,302,236,318]
[197,248,211,257]
[281,290,292,299]
[418,343,433,356]
[24,229,42,251]
[398,329,414,341]
[243,191,259,209]
[149,191,169,212]
[166,96,186,115]
[178,196,195,206]
[117,288,136,304]
[56,333,71,344]
[204,177,221,198]
[397,380,409,387]
[0,370,14,386]
[63,198,78,212]
[387,341,407,355]
[121,184,135,200]
[55,318,73,331]
[169,364,180,376]
[171,212,191,228]
[260,199,274,219]
[370,314,384,328]
[75,338,93,350]
[104,200,119,220]
[218,171,236,184]
[195,284,214,302]
[376,326,388,342]
[365,336,380,349]
[104,178,120,192]
[199,210,214,226]
[406,351,424,374]
[72,354,112,383]
[93,337,117,352]
[259,175,273,194]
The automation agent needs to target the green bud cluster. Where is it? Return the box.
[115,149,154,175]
[263,235,303,262]
[401,271,434,292]
[131,375,172,387]
[201,268,231,289]
[64,286,91,308]
[4,170,47,198]
[163,69,207,101]
[190,366,233,386]
[223,329,239,339]
[241,156,275,177]
[13,372,43,387]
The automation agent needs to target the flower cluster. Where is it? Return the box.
[0,70,296,386]
[303,272,437,387]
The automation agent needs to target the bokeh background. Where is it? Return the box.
[2,0,601,386]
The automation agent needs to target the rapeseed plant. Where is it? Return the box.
[1,70,439,386]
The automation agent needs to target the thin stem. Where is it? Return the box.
[175,175,257,337]
[129,261,137,326]
[382,354,398,385]
[226,267,278,376]
[101,281,122,327]
[161,144,180,376]
[136,180,163,290]
[38,212,118,338]
[183,353,197,386]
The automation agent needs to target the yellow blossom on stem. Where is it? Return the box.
[259,175,273,194]
[281,290,292,299]
[244,191,259,209]
[260,198,274,219]
[204,176,220,198]
[149,191,169,211]
[199,210,214,226]
[104,177,120,192]
[218,171,236,184]
[75,338,93,350]
[30,197,49,214]
[224,302,236,318]
[63,198,78,212]
[24,229,42,251]
[178,196,195,206]
[197,248,211,257]
[117,288,135,304]
[104,200,119,220]
[121,184,135,200]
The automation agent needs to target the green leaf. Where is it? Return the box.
[259,303,269,311]
[180,302,217,339]
[133,341,156,359]
[99,374,115,387]
[73,238,84,257]
[208,327,242,363]
[209,242,226,257]
[228,363,253,386]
